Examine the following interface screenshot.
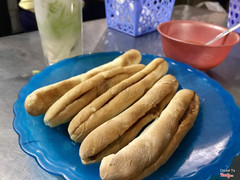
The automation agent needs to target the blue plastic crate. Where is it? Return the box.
[105,0,175,36]
[228,0,240,33]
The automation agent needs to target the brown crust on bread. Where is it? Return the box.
[44,64,145,127]
[24,49,142,116]
[68,58,168,143]
[79,75,178,162]
[81,82,178,164]
[132,92,200,180]
[99,89,200,180]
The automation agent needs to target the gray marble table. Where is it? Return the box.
[0,6,240,180]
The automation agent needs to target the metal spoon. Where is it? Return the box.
[205,22,240,45]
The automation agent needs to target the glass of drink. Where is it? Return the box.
[34,0,83,65]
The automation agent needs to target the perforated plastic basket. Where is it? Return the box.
[105,0,175,36]
[228,0,240,33]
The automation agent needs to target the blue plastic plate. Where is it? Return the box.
[13,52,240,180]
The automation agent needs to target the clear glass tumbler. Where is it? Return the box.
[34,0,83,65]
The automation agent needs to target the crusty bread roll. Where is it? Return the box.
[99,89,200,180]
[25,49,142,116]
[44,64,145,127]
[79,74,179,164]
[68,58,169,143]
[80,75,179,164]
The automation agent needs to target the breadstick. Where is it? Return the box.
[68,58,168,143]
[25,49,142,116]
[44,64,145,127]
[99,89,200,180]
[81,76,178,164]
[79,74,179,162]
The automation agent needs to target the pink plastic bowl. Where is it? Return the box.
[157,20,240,70]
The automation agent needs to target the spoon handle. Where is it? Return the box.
[205,22,240,45]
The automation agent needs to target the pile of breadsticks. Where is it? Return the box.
[25,49,200,180]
